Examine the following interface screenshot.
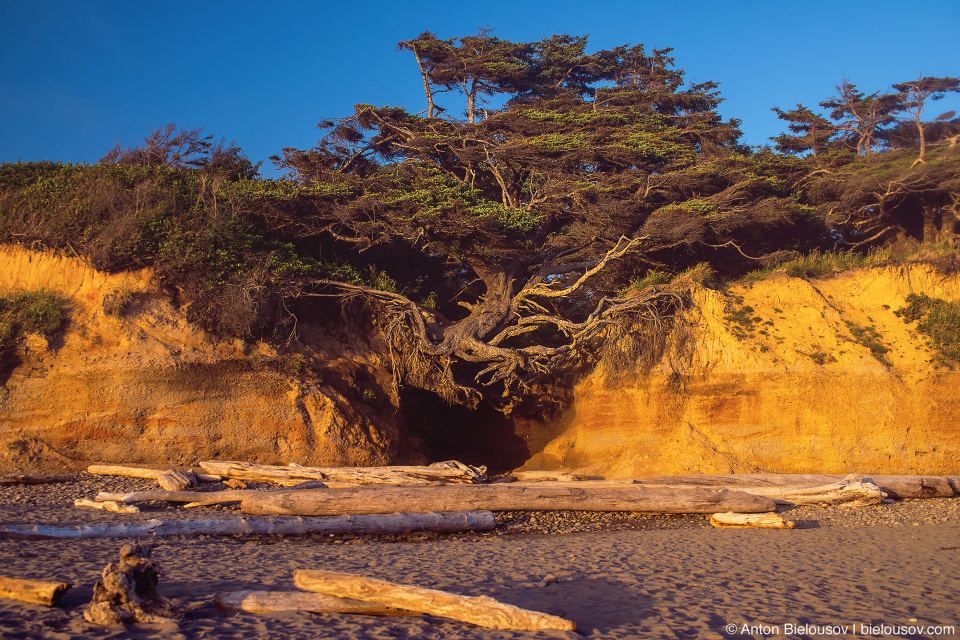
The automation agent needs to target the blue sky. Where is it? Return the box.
[2,0,958,177]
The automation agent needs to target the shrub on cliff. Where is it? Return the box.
[0,289,63,353]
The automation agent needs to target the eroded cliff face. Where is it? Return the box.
[524,264,960,477]
[0,245,421,473]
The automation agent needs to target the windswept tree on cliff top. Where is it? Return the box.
[268,31,817,414]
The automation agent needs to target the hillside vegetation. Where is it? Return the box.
[2,31,959,417]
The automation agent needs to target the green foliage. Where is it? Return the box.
[895,293,960,365]
[844,320,891,365]
[0,289,64,352]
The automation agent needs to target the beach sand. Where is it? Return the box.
[1,478,958,639]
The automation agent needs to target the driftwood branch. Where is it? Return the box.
[0,575,72,606]
[294,569,576,631]
[74,499,140,514]
[709,512,796,529]
[87,465,221,483]
[0,512,496,540]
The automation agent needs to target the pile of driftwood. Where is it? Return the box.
[1,461,958,536]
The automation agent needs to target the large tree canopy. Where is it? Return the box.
[267,32,820,413]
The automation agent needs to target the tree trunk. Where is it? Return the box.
[240,484,776,516]
[294,570,576,631]
[0,512,496,539]
[922,202,940,244]
[198,460,485,487]
[215,590,419,616]
[0,575,71,606]
[83,544,179,625]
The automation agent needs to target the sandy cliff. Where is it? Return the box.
[0,244,416,473]
[524,263,960,477]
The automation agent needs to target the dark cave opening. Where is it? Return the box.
[399,388,553,475]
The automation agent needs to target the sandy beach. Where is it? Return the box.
[1,477,958,639]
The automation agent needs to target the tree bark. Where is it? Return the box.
[294,569,576,631]
[198,460,485,487]
[709,512,796,529]
[240,484,776,516]
[0,575,71,606]
[0,512,496,539]
[215,590,419,616]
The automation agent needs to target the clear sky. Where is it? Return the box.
[2,0,958,177]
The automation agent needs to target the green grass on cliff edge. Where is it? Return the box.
[0,289,64,352]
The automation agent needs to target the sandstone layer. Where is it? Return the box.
[0,244,418,473]
[523,263,960,477]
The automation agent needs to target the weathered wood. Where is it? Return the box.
[0,574,71,606]
[241,484,776,516]
[0,474,74,486]
[74,498,140,514]
[214,590,418,616]
[506,480,882,506]
[710,512,796,529]
[0,512,496,539]
[632,473,957,499]
[508,471,590,482]
[200,460,486,487]
[84,544,179,625]
[87,464,220,483]
[157,470,197,491]
[96,489,258,505]
[294,569,576,631]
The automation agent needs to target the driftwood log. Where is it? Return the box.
[0,474,74,486]
[241,484,776,516]
[83,544,180,625]
[294,569,576,631]
[0,512,496,539]
[74,499,140,514]
[199,460,487,487]
[505,479,883,506]
[96,489,262,506]
[709,512,796,529]
[88,465,221,483]
[0,574,72,606]
[631,473,959,499]
[215,590,419,616]
[157,470,197,491]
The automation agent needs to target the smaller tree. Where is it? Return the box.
[892,75,960,162]
[770,104,835,156]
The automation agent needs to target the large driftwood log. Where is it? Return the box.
[199,460,486,487]
[631,473,958,499]
[0,574,72,606]
[241,484,776,516]
[88,464,221,483]
[709,512,796,529]
[506,480,883,506]
[83,544,180,625]
[0,512,496,539]
[215,590,418,616]
[0,474,75,486]
[294,570,576,631]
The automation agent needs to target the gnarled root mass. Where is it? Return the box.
[83,544,180,625]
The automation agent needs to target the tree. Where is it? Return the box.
[269,33,814,414]
[101,124,259,179]
[819,80,901,156]
[892,75,960,162]
[770,104,835,156]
